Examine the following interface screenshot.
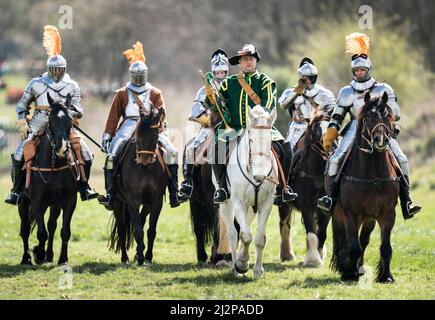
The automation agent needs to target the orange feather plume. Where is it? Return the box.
[43,25,62,56]
[123,41,146,65]
[345,32,370,56]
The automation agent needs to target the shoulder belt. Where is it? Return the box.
[237,73,261,106]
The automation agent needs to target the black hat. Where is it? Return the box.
[228,44,261,65]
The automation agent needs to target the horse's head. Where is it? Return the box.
[358,92,394,153]
[247,106,277,182]
[47,92,73,158]
[308,108,331,145]
[135,107,163,166]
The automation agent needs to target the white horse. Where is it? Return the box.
[213,105,278,279]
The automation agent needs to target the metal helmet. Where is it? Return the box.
[298,57,318,86]
[211,49,229,78]
[46,55,67,82]
[351,54,372,82]
[129,60,148,86]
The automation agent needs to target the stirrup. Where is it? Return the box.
[404,201,421,220]
[213,188,229,204]
[282,187,298,202]
[178,182,193,202]
[4,192,22,205]
[317,196,334,214]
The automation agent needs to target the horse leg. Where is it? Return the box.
[253,202,273,279]
[358,219,376,275]
[220,202,239,274]
[317,208,330,262]
[46,205,61,263]
[144,200,164,264]
[32,202,49,265]
[127,201,145,265]
[232,200,251,275]
[342,213,361,281]
[331,204,350,278]
[58,198,77,265]
[302,208,323,267]
[376,213,395,283]
[190,200,208,264]
[114,200,129,263]
[214,208,233,268]
[18,199,32,265]
[279,205,296,262]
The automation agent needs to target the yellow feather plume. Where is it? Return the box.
[43,25,62,56]
[345,32,370,56]
[123,41,146,65]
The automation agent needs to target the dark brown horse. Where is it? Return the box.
[108,107,166,265]
[331,92,399,282]
[19,93,80,265]
[185,111,233,266]
[279,110,331,266]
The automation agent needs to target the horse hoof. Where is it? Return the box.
[341,273,359,282]
[280,252,296,263]
[20,258,32,266]
[303,254,323,268]
[215,259,232,269]
[377,275,395,283]
[358,265,366,276]
[234,261,249,274]
[32,246,46,265]
[253,267,264,279]
[121,258,129,264]
[58,260,69,266]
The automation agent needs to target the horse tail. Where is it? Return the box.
[108,203,135,253]
[190,199,217,249]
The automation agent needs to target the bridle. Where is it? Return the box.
[247,124,273,167]
[358,116,392,154]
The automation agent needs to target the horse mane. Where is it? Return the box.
[357,96,395,123]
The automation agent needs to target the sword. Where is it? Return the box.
[72,124,102,150]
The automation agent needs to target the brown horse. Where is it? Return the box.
[19,93,80,265]
[279,110,331,266]
[331,92,399,282]
[108,107,166,265]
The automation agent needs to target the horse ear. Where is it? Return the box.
[65,93,72,109]
[364,92,371,104]
[47,92,55,107]
[268,107,277,126]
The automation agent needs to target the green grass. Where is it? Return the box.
[0,169,434,300]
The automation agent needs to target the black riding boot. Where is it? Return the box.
[399,174,421,220]
[317,175,339,216]
[97,167,116,211]
[5,155,25,205]
[212,163,229,204]
[167,164,180,208]
[178,163,194,203]
[273,141,298,206]
[78,160,98,201]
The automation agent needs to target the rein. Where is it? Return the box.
[358,117,392,154]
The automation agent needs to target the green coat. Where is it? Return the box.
[212,71,284,142]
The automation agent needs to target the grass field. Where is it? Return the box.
[0,167,434,300]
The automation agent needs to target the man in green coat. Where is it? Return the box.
[209,44,297,205]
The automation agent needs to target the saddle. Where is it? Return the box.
[22,131,85,189]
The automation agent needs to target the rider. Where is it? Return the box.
[98,41,181,210]
[177,49,229,202]
[5,25,97,205]
[317,32,422,220]
[209,44,297,206]
[279,57,336,150]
